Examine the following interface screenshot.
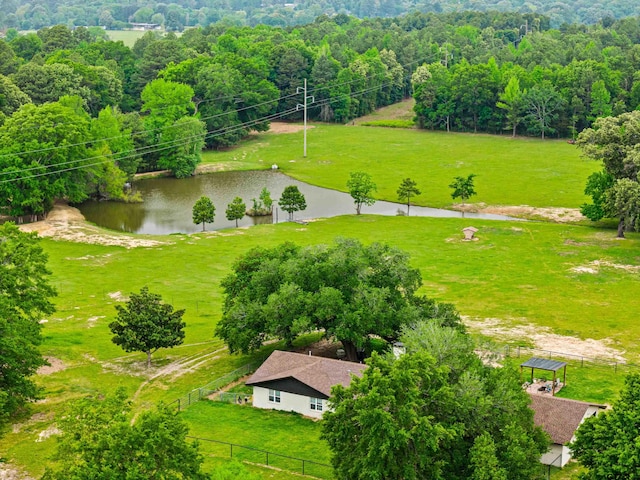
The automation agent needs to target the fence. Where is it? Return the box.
[188,436,333,479]
[168,360,263,412]
[498,344,638,374]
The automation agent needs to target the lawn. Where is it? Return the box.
[182,401,332,478]
[201,124,597,210]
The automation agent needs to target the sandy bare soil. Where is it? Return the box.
[0,465,34,480]
[36,357,66,375]
[570,259,640,274]
[266,122,314,134]
[453,203,586,223]
[18,202,167,249]
[464,317,626,362]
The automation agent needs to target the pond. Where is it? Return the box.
[78,170,516,235]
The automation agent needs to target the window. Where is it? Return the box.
[310,397,323,411]
[268,389,281,403]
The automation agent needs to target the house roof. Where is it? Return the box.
[521,357,567,372]
[528,394,606,445]
[246,350,367,397]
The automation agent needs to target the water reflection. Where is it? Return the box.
[78,170,517,235]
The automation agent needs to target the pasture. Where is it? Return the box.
[202,124,598,211]
[2,123,635,479]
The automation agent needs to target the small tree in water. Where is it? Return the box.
[397,178,421,215]
[449,174,477,217]
[192,196,215,231]
[279,185,306,220]
[226,196,246,227]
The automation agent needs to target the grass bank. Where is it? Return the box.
[201,125,597,210]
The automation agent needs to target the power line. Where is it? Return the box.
[0,56,436,184]
[0,51,439,160]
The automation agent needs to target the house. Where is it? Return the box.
[246,350,367,419]
[528,394,607,467]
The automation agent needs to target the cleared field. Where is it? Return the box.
[106,29,158,46]
[201,124,597,211]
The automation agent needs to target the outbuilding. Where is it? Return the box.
[528,394,606,467]
[246,350,367,419]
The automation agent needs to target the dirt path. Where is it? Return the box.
[130,346,228,402]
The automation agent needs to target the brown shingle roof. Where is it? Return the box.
[528,394,606,445]
[246,350,367,397]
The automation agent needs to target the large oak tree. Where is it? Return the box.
[215,238,462,361]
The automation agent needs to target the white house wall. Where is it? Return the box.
[252,386,326,419]
[540,444,567,467]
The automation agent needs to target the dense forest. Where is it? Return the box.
[1,0,640,31]
[3,11,640,218]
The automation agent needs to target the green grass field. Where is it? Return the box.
[105,29,154,46]
[202,124,597,210]
[2,119,634,479]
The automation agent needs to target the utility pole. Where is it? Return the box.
[440,45,453,68]
[296,79,314,158]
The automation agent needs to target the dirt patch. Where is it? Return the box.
[107,291,127,302]
[87,315,105,328]
[18,202,167,249]
[0,464,35,480]
[464,317,626,362]
[36,425,62,442]
[454,204,586,223]
[570,260,640,274]
[266,122,314,134]
[37,357,66,375]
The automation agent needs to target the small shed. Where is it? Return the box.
[520,357,567,396]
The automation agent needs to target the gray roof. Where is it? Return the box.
[246,350,367,397]
[529,394,606,445]
[520,357,567,371]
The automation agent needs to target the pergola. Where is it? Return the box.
[520,357,567,396]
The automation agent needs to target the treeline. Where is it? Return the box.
[2,0,640,31]
[3,12,640,217]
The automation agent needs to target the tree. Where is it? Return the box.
[226,196,246,227]
[192,196,215,231]
[278,185,307,220]
[449,174,477,210]
[607,179,640,238]
[215,238,462,362]
[0,99,97,218]
[577,111,640,237]
[0,222,56,425]
[259,187,273,213]
[571,373,640,479]
[347,171,377,215]
[523,83,565,139]
[109,287,186,367]
[11,63,90,106]
[0,74,30,117]
[497,76,525,137]
[43,389,208,480]
[157,116,206,178]
[322,321,548,480]
[0,223,56,426]
[397,178,421,215]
